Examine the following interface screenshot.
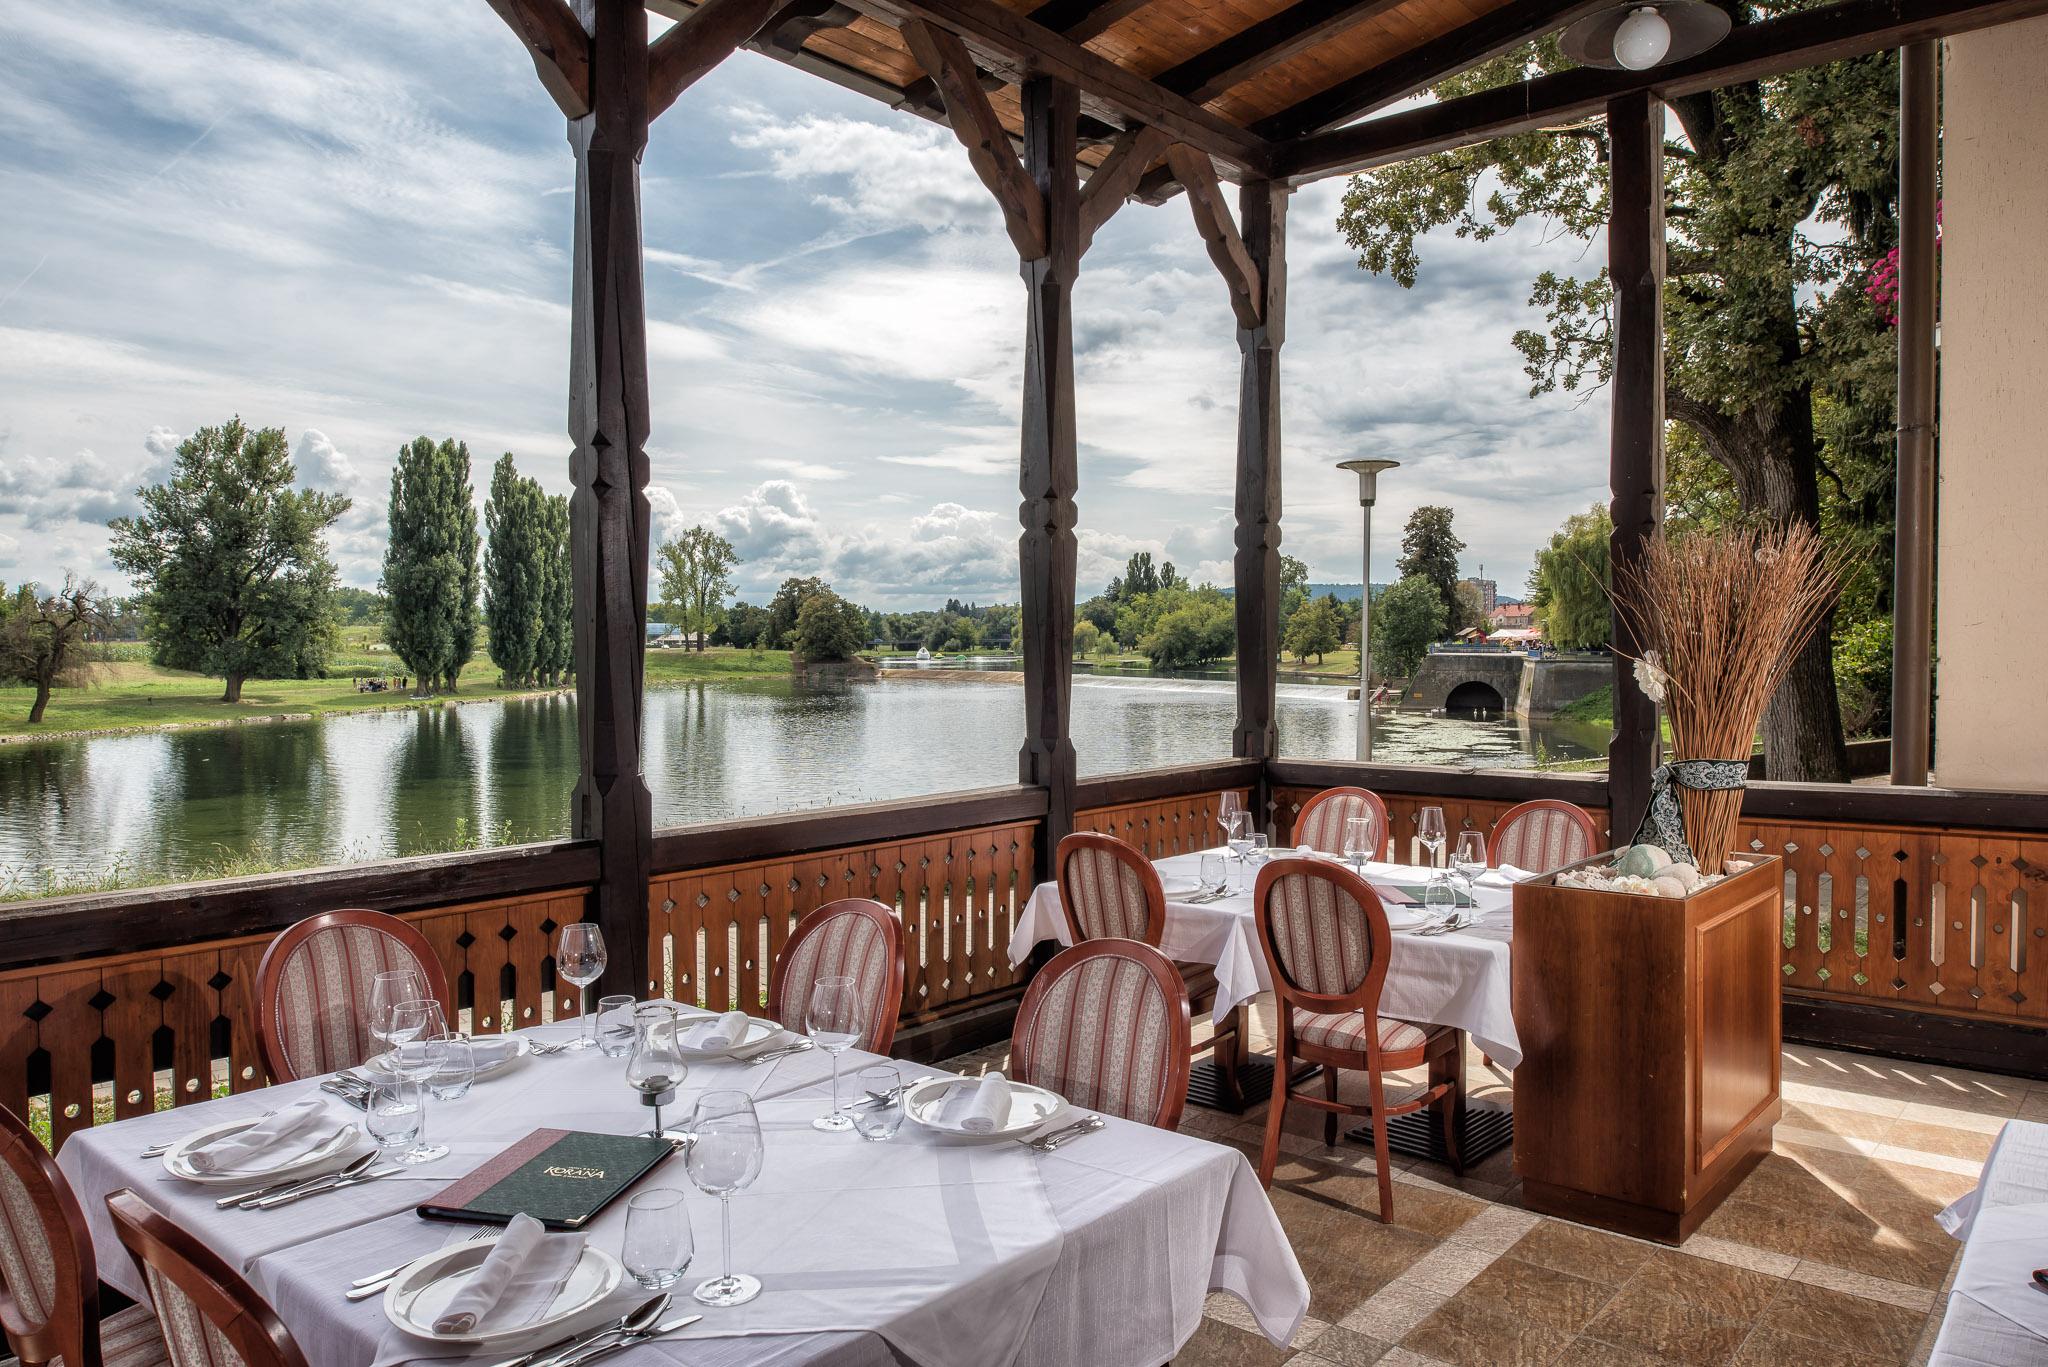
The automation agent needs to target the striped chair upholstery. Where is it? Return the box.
[769,899,905,1055]
[1293,787,1391,860]
[254,910,451,1083]
[1263,863,1382,997]
[0,1101,169,1367]
[1010,940,1191,1131]
[1054,833,1163,945]
[106,1191,307,1367]
[1491,799,1602,873]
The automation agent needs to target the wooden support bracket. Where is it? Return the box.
[1166,143,1263,331]
[902,18,1049,259]
[484,0,594,118]
[1079,125,1169,253]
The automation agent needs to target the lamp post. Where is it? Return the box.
[1336,459,1399,760]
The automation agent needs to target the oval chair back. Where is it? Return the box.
[1010,939,1191,1131]
[1490,799,1602,873]
[0,1102,99,1367]
[768,898,905,1055]
[255,909,452,1084]
[1253,858,1394,1030]
[1054,832,1166,946]
[107,1189,308,1367]
[1292,787,1392,861]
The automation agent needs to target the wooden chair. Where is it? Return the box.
[105,1190,308,1367]
[768,898,905,1055]
[1010,940,1192,1131]
[254,909,451,1083]
[1253,858,1466,1221]
[0,1104,167,1367]
[1054,832,1245,1105]
[1293,786,1392,860]
[1490,799,1603,873]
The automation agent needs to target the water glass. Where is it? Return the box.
[685,1090,764,1307]
[621,1188,694,1290]
[1198,853,1227,896]
[806,976,865,1133]
[556,923,608,1051]
[852,1064,904,1142]
[1423,873,1460,925]
[368,969,425,1054]
[363,1077,423,1154]
[422,1031,475,1103]
[1342,814,1377,872]
[597,994,638,1058]
[1418,806,1448,867]
[385,1001,450,1163]
[1226,811,1255,890]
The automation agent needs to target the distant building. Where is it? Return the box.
[1460,577,1498,615]
[1492,602,1537,630]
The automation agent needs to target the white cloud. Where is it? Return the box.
[293,429,356,487]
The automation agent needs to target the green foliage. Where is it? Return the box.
[1107,552,1160,602]
[765,576,830,650]
[1139,596,1234,669]
[654,525,740,651]
[790,589,867,662]
[1076,594,1118,638]
[1283,596,1343,663]
[1529,505,1613,650]
[1371,576,1448,679]
[1833,614,1893,738]
[331,587,386,626]
[483,454,561,687]
[1072,619,1102,658]
[714,602,772,649]
[382,436,479,693]
[535,493,573,685]
[0,575,109,723]
[107,417,349,702]
[1396,506,1466,630]
[924,613,980,652]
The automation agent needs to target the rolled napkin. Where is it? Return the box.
[432,1213,586,1336]
[1475,864,1536,888]
[186,1097,336,1173]
[684,1010,753,1050]
[462,1036,524,1069]
[939,1071,1012,1134]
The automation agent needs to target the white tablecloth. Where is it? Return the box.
[1931,1119,2048,1365]
[1010,848,1523,1066]
[59,1016,1307,1367]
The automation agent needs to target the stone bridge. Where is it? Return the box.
[1399,652,1611,720]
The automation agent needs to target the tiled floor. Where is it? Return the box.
[941,1000,2021,1367]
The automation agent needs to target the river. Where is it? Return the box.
[0,673,1606,892]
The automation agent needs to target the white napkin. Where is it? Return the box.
[938,1072,1012,1134]
[1949,1202,2048,1341]
[1476,864,1535,888]
[431,1213,585,1336]
[185,1097,337,1173]
[463,1036,524,1068]
[684,1010,753,1050]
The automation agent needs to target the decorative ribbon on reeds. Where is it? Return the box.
[1631,759,1750,866]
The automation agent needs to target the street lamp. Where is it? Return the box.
[1336,459,1399,761]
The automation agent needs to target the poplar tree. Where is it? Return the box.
[483,454,543,685]
[382,437,479,692]
[536,492,574,685]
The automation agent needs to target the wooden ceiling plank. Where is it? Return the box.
[483,0,593,118]
[1276,0,2048,182]
[902,18,1050,257]
[1025,0,1155,43]
[647,0,787,117]
[1156,0,1416,103]
[1165,143,1264,330]
[1079,124,1171,250]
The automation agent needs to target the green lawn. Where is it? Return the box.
[0,645,794,740]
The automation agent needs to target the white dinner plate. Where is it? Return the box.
[1384,907,1433,932]
[672,1013,785,1059]
[1160,876,1203,900]
[901,1076,1068,1143]
[384,1239,622,1346]
[365,1035,532,1080]
[162,1116,364,1186]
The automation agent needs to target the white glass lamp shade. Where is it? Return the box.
[1613,7,1672,69]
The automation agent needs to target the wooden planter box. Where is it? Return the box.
[1511,851,1782,1244]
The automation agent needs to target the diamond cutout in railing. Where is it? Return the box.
[1785,842,1800,853]
[894,861,906,874]
[1750,839,1765,852]
[2013,991,2030,1006]
[1815,968,1831,982]
[1933,853,1948,866]
[1856,847,1870,860]
[919,857,931,870]
[455,930,476,950]
[1971,987,1986,999]
[1853,972,1868,985]
[695,892,710,908]
[727,889,741,903]
[207,970,232,993]
[1819,843,1833,857]
[540,918,558,936]
[758,884,771,898]
[1972,854,1990,869]
[1893,977,1907,992]
[1782,963,1796,976]
[2015,858,2033,874]
[148,979,175,1003]
[662,898,676,914]
[87,988,116,1013]
[23,999,52,1023]
[1929,982,1945,994]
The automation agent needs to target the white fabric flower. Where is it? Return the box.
[1632,649,1669,702]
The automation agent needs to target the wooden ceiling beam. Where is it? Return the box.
[759,0,863,53]
[1021,0,1152,43]
[647,0,785,118]
[1276,0,2048,183]
[1078,124,1170,251]
[1165,143,1263,330]
[1251,0,1603,141]
[484,0,593,118]
[902,18,1049,257]
[1155,0,1413,103]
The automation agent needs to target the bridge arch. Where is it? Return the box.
[1444,680,1507,716]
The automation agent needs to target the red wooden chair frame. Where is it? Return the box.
[106,1190,309,1367]
[1489,799,1603,870]
[254,908,452,1084]
[0,1102,103,1367]
[1252,858,1465,1221]
[1011,939,1192,1132]
[1293,786,1393,860]
[768,898,906,1055]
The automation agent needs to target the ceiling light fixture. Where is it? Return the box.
[1560,0,1731,71]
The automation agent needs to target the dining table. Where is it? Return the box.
[1929,1117,2048,1365]
[58,1009,1309,1367]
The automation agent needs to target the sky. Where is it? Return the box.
[0,1,1612,609]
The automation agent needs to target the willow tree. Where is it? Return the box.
[1338,22,1900,781]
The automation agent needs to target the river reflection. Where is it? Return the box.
[0,674,1606,889]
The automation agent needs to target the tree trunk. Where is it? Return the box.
[28,679,50,724]
[223,672,244,703]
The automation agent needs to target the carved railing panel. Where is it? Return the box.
[1271,784,1613,865]
[1074,789,1247,860]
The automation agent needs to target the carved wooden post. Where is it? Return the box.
[1016,75,1082,883]
[1606,91,1665,843]
[568,0,655,998]
[1232,180,1287,829]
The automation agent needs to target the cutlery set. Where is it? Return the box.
[1183,888,1232,904]
[320,1070,375,1108]
[745,1038,815,1067]
[345,1226,501,1300]
[480,1291,702,1367]
[1025,1115,1104,1151]
[211,1150,402,1211]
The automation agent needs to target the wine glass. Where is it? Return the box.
[1216,791,1246,847]
[626,1003,687,1140]
[555,923,608,1051]
[1453,830,1488,896]
[1342,814,1377,873]
[622,1189,694,1290]
[1418,806,1448,868]
[1226,811,1255,892]
[368,968,425,1060]
[806,976,865,1133]
[385,1000,450,1163]
[685,1090,764,1307]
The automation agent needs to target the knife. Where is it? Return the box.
[216,1149,374,1209]
[486,1295,669,1367]
[255,1162,397,1211]
[553,1314,704,1367]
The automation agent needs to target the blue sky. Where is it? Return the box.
[0,1,1610,608]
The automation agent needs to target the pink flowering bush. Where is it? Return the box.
[1865,202,1941,325]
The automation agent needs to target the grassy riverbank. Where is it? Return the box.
[0,644,793,741]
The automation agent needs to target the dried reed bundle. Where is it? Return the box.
[1612,522,1842,868]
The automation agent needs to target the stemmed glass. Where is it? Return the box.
[368,968,425,1060]
[806,976,865,1133]
[1452,831,1488,896]
[1342,814,1377,874]
[1225,811,1255,892]
[555,923,608,1051]
[1418,806,1448,868]
[626,1003,688,1140]
[385,999,450,1163]
[1216,791,1246,847]
[685,1090,764,1307]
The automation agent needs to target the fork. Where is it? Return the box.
[745,1039,815,1066]
[1025,1115,1103,1150]
[346,1227,500,1300]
